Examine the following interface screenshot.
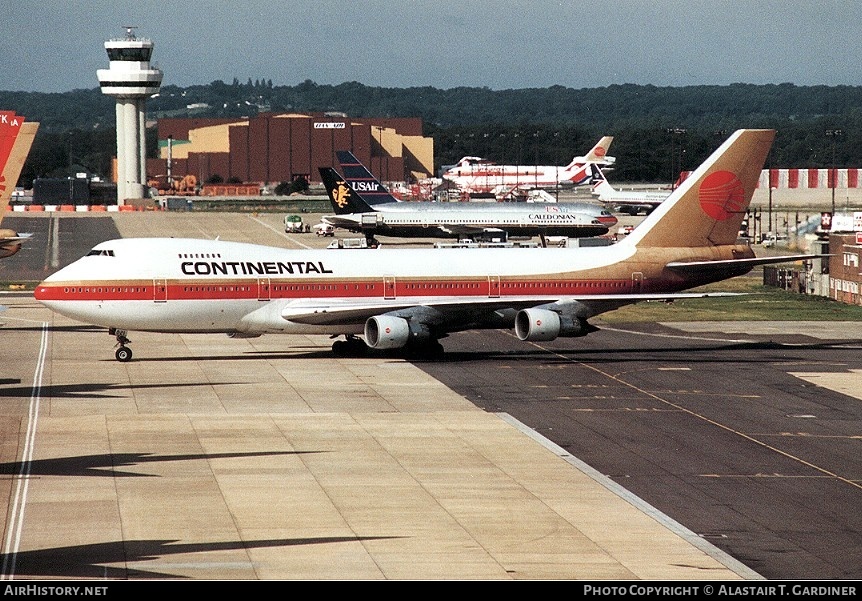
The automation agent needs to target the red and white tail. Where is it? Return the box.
[565,136,614,170]
[584,135,614,163]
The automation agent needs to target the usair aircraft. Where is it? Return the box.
[36,129,814,362]
[334,149,618,231]
[320,160,616,244]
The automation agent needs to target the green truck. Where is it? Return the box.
[283,214,306,233]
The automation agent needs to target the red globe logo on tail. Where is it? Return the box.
[594,147,606,158]
[698,170,745,220]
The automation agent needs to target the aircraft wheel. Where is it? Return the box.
[115,346,133,362]
[332,338,368,357]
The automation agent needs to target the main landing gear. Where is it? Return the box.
[330,335,445,359]
[331,335,368,357]
[109,328,133,362]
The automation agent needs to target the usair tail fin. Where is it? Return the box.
[335,151,400,205]
[621,129,774,249]
[319,167,375,215]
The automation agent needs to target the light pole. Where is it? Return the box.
[667,128,686,189]
[768,184,773,236]
[826,129,843,216]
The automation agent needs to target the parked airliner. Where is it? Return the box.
[0,111,39,258]
[441,136,615,196]
[36,130,814,362]
[321,152,616,243]
[590,165,671,215]
[336,149,615,218]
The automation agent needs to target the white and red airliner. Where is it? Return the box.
[36,130,813,362]
[442,136,615,195]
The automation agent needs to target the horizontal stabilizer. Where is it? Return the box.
[666,254,825,273]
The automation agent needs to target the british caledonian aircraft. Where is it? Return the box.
[441,136,615,196]
[321,154,616,244]
[336,149,617,221]
[0,111,39,258]
[36,130,814,362]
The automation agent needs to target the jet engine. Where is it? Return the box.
[364,315,434,350]
[515,308,594,342]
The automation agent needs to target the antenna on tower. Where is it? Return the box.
[123,26,137,40]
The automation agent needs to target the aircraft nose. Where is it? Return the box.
[33,281,52,302]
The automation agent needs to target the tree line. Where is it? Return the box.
[1,81,860,187]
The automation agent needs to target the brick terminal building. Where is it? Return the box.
[148,112,434,191]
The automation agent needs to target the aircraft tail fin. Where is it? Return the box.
[0,114,37,219]
[584,136,614,163]
[565,136,615,171]
[589,164,608,185]
[590,174,616,198]
[335,151,400,205]
[621,129,774,249]
[319,167,376,215]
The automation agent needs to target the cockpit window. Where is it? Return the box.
[86,249,115,257]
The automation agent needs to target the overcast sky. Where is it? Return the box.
[2,0,860,93]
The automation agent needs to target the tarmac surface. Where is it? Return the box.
[0,209,860,580]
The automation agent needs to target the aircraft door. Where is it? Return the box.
[488,275,500,298]
[258,278,271,301]
[631,272,643,293]
[153,279,168,303]
[384,276,396,299]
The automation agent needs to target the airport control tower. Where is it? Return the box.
[97,27,163,204]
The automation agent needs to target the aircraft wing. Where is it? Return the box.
[280,292,741,327]
[321,215,362,228]
[281,296,537,326]
[438,225,505,236]
[0,233,33,243]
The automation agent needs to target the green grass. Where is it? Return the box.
[601,277,862,322]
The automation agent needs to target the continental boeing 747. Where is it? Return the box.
[36,129,815,362]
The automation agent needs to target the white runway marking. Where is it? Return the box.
[1,322,48,580]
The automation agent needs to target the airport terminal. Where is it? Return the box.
[0,29,861,582]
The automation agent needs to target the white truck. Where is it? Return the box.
[314,223,335,237]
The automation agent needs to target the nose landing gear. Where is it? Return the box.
[109,328,133,362]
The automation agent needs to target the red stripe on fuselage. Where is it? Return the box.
[35,276,639,302]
